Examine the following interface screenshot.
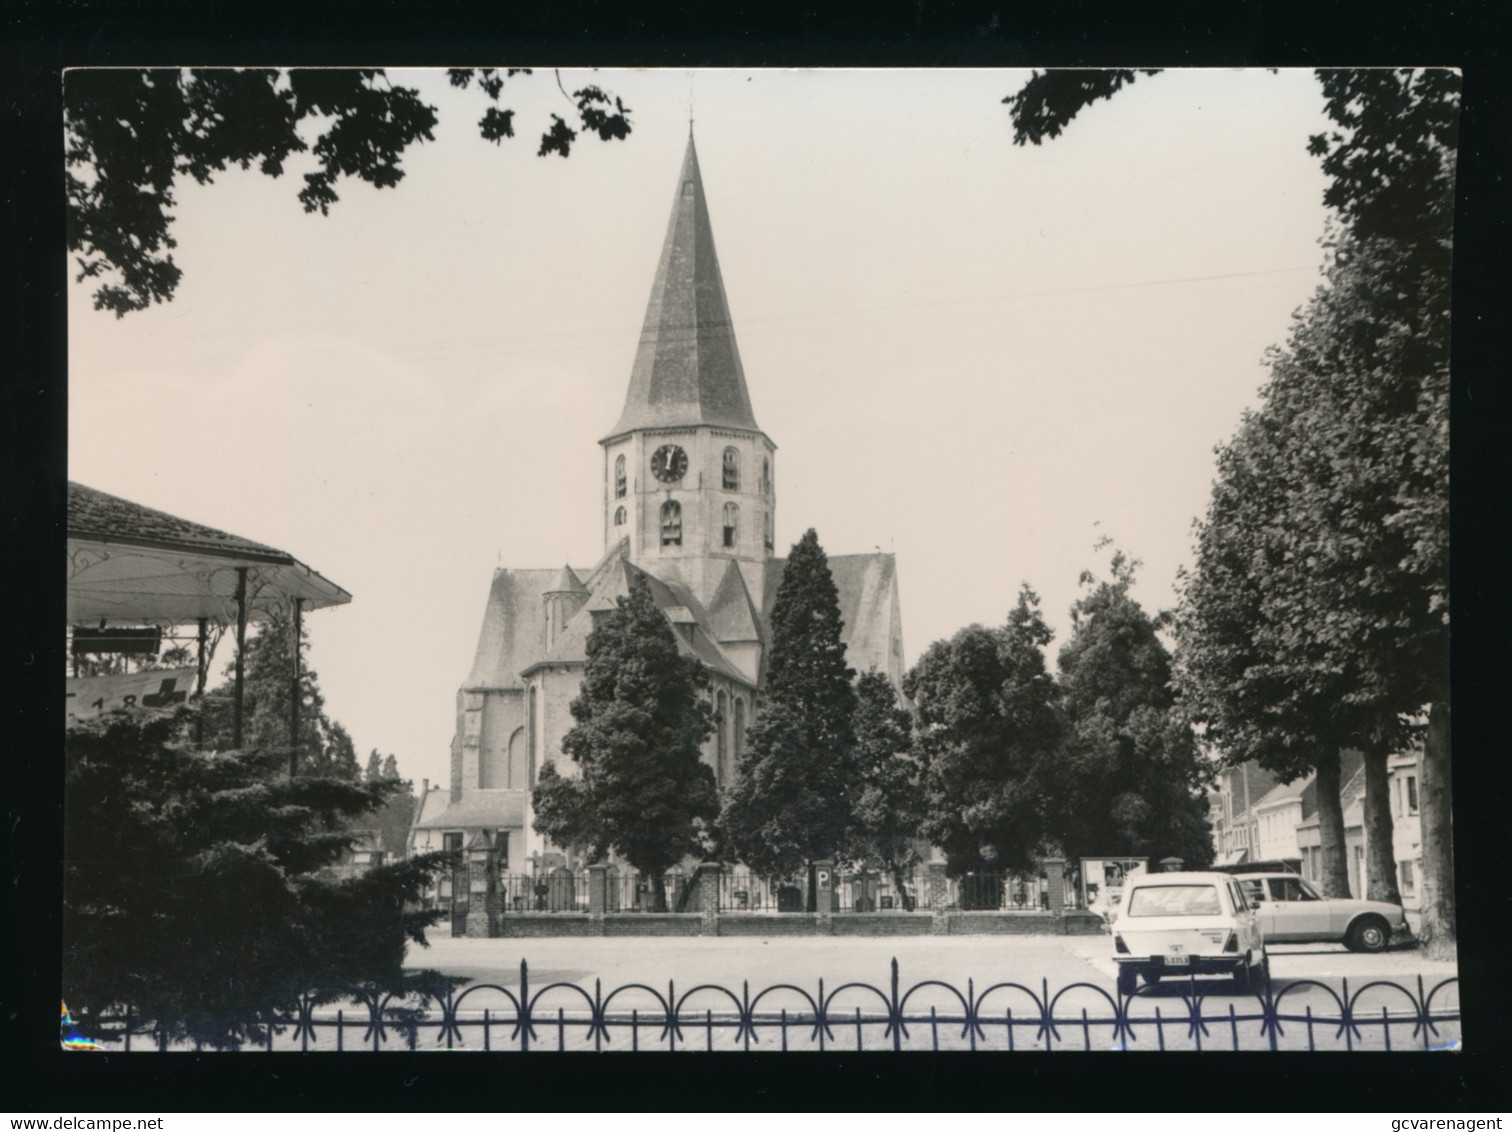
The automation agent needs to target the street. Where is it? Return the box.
[386,930,1460,1053]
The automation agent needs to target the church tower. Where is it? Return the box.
[600,132,777,608]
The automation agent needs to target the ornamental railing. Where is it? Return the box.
[79,960,1459,1053]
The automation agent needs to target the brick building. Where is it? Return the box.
[413,133,906,891]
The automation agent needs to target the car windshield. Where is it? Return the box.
[1125,884,1222,917]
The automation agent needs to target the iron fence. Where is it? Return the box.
[80,960,1459,1053]
[610,871,690,913]
[498,872,590,913]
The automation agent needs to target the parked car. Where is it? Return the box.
[1233,872,1412,952]
[1112,871,1268,996]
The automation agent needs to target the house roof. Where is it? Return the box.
[67,481,351,624]
[412,790,528,831]
[605,132,760,439]
[1254,775,1312,811]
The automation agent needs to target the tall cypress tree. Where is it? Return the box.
[721,529,856,908]
[532,572,717,910]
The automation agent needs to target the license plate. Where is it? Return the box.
[1165,954,1190,966]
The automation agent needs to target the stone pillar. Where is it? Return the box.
[693,862,722,935]
[926,861,949,911]
[814,859,835,932]
[464,836,500,938]
[1043,856,1066,916]
[587,863,610,919]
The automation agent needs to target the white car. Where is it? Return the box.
[1234,872,1413,952]
[1112,871,1268,996]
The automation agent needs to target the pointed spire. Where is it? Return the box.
[607,132,760,438]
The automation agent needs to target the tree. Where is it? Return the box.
[362,749,420,861]
[200,605,360,780]
[66,67,632,316]
[1056,550,1213,869]
[721,529,857,910]
[847,670,922,905]
[64,706,455,1049]
[532,572,717,910]
[1009,66,1456,952]
[904,587,1068,894]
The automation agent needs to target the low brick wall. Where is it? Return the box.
[496,915,600,937]
[715,914,822,936]
[939,911,1110,935]
[484,909,1108,937]
[603,913,703,936]
[830,913,933,936]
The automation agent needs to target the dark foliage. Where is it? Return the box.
[1056,551,1213,868]
[721,531,856,889]
[905,587,1067,876]
[64,708,456,1049]
[66,67,632,315]
[533,573,716,904]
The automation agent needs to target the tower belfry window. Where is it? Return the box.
[615,454,626,498]
[763,510,773,551]
[613,505,626,527]
[660,500,683,546]
[722,447,740,490]
[761,458,771,496]
[723,502,739,549]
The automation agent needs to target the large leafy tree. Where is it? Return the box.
[846,670,922,904]
[66,67,631,316]
[1010,66,1456,952]
[904,587,1068,890]
[64,706,455,1049]
[1056,551,1213,869]
[532,572,717,910]
[721,529,856,908]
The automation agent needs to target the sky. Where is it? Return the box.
[68,68,1336,792]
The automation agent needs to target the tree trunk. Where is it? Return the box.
[889,861,914,911]
[1361,744,1402,904]
[805,861,817,913]
[648,870,667,913]
[1417,700,1456,959]
[1314,747,1351,898]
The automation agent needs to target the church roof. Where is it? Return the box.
[464,567,581,689]
[546,564,589,595]
[605,133,761,440]
[762,552,902,682]
[706,559,763,644]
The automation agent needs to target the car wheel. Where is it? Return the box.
[1117,966,1138,997]
[1347,916,1390,953]
[1256,954,1271,991]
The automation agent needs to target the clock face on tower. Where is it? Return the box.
[650,444,688,484]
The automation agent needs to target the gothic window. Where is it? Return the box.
[733,697,746,760]
[660,500,682,546]
[614,454,626,498]
[528,686,538,776]
[507,727,525,790]
[716,690,729,786]
[722,447,740,490]
[723,502,739,549]
[761,458,771,496]
[763,510,773,551]
[614,505,626,526]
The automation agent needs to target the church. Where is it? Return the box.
[413,133,905,875]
